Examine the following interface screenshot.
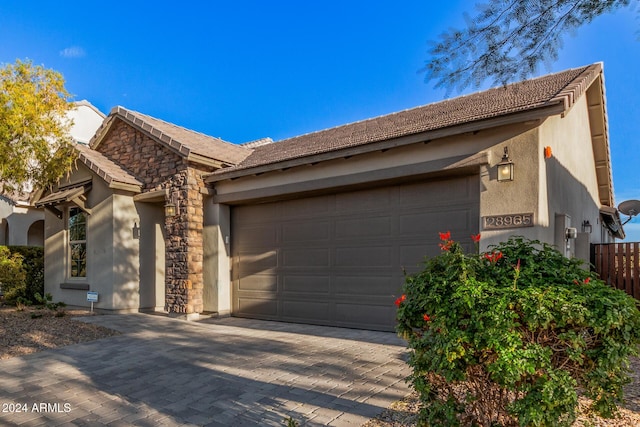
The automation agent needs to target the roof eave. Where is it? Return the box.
[206,101,566,183]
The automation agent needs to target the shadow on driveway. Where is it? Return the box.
[0,313,410,426]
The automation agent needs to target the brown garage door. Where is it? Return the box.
[231,174,479,331]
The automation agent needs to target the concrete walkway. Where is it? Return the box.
[0,314,411,426]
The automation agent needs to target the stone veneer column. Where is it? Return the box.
[164,168,206,315]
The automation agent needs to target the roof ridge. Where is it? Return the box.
[270,64,595,146]
[211,63,602,178]
[115,107,235,145]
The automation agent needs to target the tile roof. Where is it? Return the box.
[210,63,602,178]
[91,107,252,167]
[75,144,143,190]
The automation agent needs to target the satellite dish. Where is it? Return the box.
[618,200,640,225]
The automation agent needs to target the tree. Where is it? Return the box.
[423,0,635,94]
[0,59,76,193]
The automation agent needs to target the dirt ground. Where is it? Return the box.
[0,306,120,360]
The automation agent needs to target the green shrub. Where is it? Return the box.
[9,246,44,303]
[0,246,27,303]
[396,234,640,426]
[34,292,66,312]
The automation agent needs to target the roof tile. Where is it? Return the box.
[91,108,252,166]
[219,64,600,174]
[76,144,142,189]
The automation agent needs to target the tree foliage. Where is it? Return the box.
[423,0,635,94]
[0,59,76,193]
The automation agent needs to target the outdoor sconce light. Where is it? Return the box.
[497,147,514,182]
[132,221,140,239]
[165,199,177,217]
[582,220,593,234]
[165,202,176,217]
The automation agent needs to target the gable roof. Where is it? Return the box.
[90,107,252,168]
[75,144,143,192]
[208,63,606,181]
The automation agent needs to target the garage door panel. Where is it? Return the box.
[280,196,330,218]
[233,203,279,224]
[334,275,401,296]
[237,297,278,316]
[335,246,393,267]
[334,303,396,328]
[282,300,330,320]
[399,208,474,236]
[236,274,277,292]
[232,174,479,331]
[282,221,330,243]
[335,216,392,239]
[283,275,331,294]
[282,248,330,267]
[400,244,438,270]
[235,225,277,247]
[399,177,477,206]
[335,187,391,212]
[236,251,278,274]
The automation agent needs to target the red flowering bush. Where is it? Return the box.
[396,235,640,426]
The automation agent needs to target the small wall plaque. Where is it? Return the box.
[482,213,534,230]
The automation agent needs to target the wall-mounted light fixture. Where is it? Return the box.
[165,194,177,218]
[133,220,140,239]
[497,147,514,182]
[582,220,592,234]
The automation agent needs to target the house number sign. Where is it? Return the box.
[482,213,534,230]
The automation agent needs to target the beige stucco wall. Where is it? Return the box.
[203,198,231,315]
[538,96,607,254]
[214,122,539,200]
[44,164,142,311]
[0,199,44,246]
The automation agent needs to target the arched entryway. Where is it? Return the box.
[27,220,44,246]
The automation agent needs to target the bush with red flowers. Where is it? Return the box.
[396,235,640,426]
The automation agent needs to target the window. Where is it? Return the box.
[69,207,87,278]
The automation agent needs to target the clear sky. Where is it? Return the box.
[1,1,639,240]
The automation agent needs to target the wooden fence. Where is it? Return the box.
[591,242,640,299]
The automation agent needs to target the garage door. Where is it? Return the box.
[231,174,479,331]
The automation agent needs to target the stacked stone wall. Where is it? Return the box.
[97,120,215,314]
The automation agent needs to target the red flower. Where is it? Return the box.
[584,277,591,284]
[395,294,406,307]
[484,251,503,263]
[439,231,451,241]
[471,233,481,243]
[423,314,431,322]
[439,241,453,251]
[573,279,579,285]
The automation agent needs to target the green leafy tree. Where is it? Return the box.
[423,0,636,93]
[0,59,76,193]
[397,234,640,426]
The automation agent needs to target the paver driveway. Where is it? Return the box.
[0,314,411,426]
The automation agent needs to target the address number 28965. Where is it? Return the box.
[482,213,533,230]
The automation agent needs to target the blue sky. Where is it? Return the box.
[1,1,639,240]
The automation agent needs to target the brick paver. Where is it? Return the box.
[0,314,410,426]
